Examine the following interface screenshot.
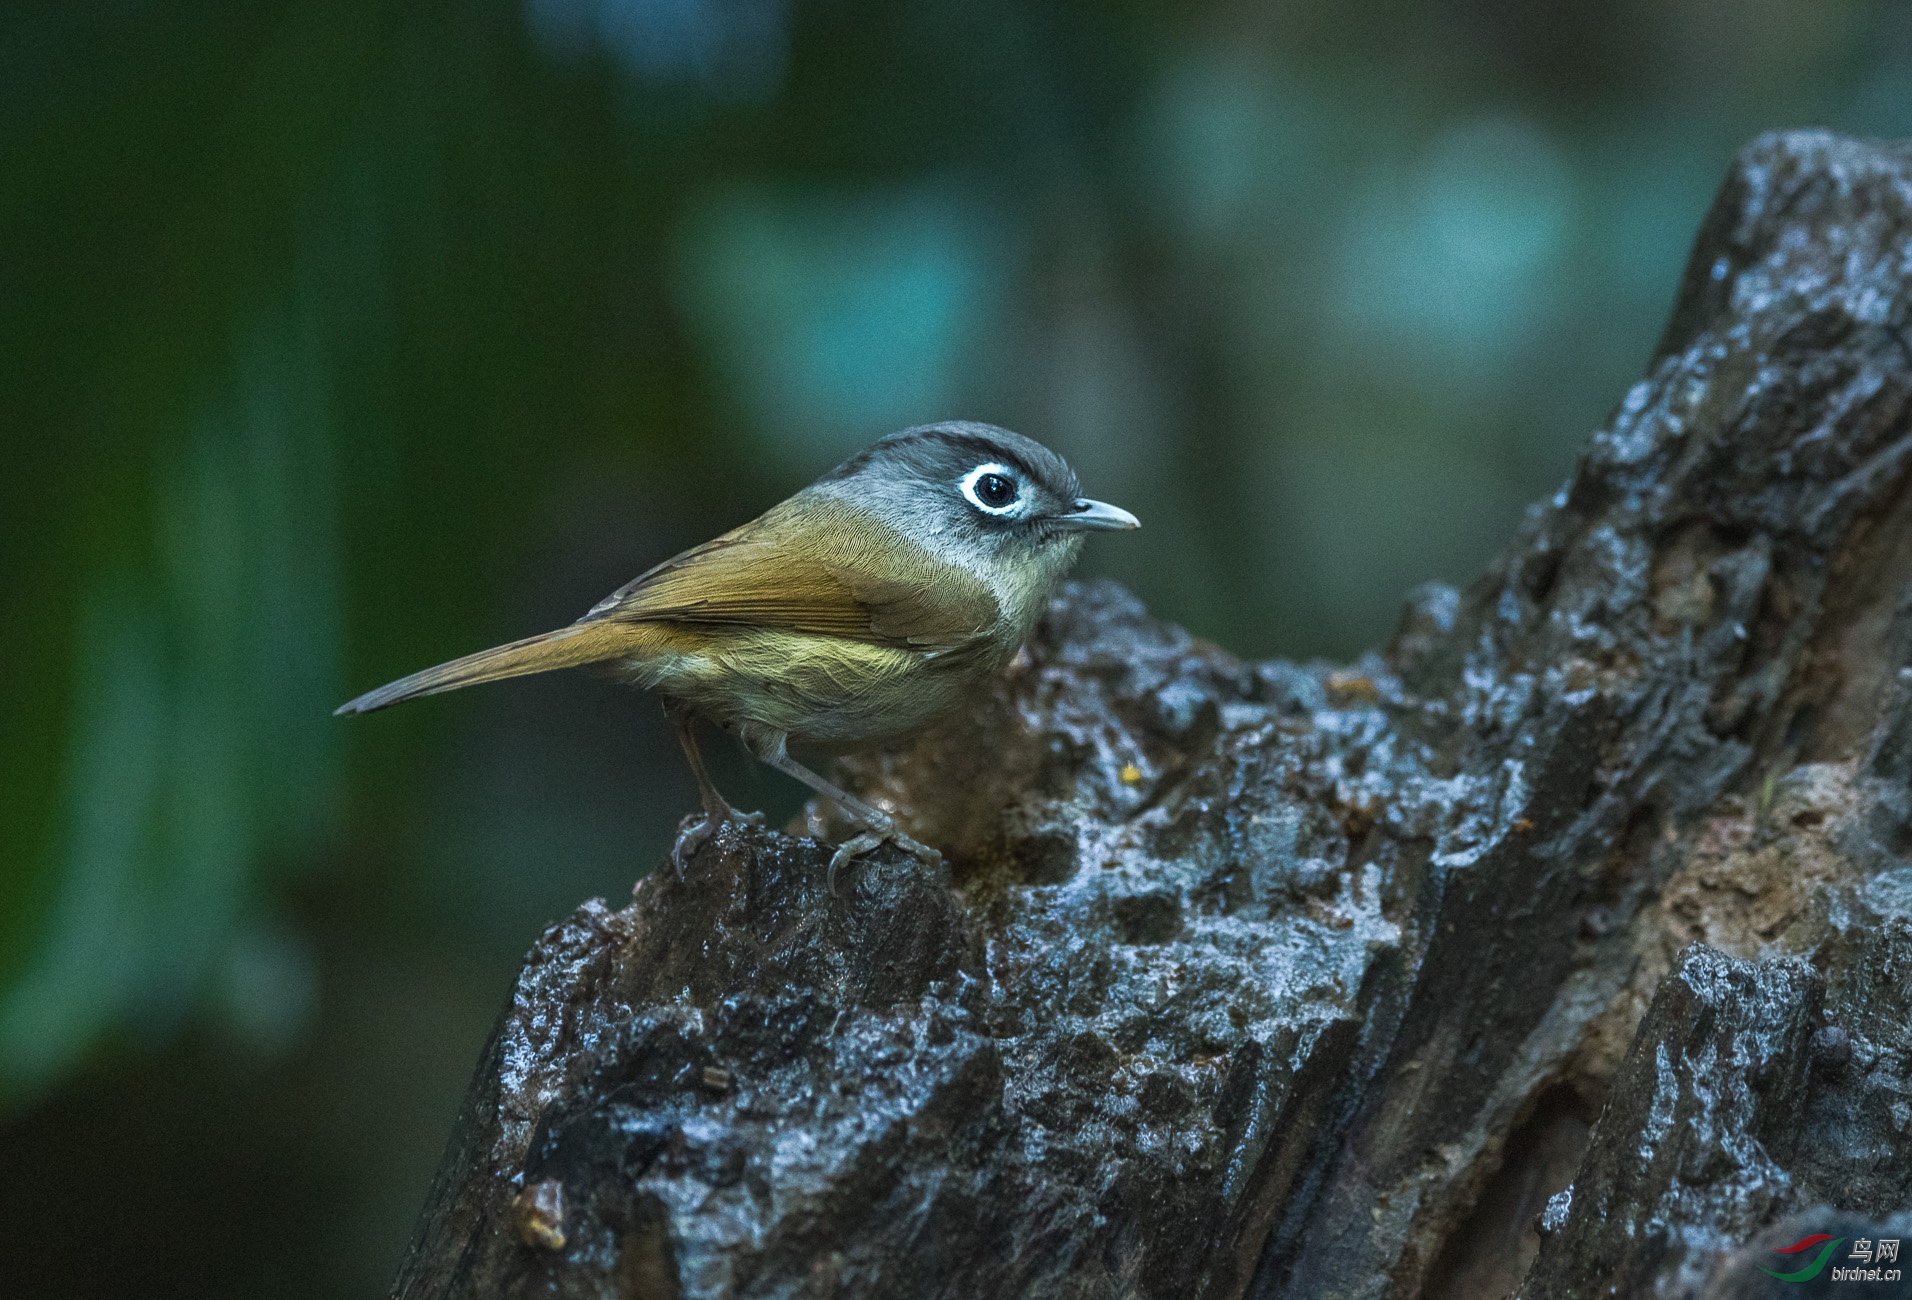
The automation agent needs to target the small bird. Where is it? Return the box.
[336,421,1138,882]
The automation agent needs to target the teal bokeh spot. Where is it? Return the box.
[673,185,1014,466]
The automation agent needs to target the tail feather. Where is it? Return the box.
[334,622,633,715]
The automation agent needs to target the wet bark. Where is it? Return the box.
[392,131,1912,1300]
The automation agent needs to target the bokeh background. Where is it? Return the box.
[3,0,1909,1293]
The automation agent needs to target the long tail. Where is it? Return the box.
[334,622,637,715]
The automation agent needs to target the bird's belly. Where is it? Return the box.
[621,627,978,747]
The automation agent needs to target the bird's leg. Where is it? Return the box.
[668,707,761,877]
[744,728,942,892]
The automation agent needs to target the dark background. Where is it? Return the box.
[2,0,1907,1294]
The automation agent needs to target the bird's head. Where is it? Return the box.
[819,420,1138,555]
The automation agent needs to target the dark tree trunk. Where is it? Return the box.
[392,131,1912,1300]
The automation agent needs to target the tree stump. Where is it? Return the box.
[393,131,1912,1300]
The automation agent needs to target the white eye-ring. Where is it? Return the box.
[961,462,1023,515]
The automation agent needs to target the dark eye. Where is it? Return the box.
[975,473,1015,507]
[961,462,1023,514]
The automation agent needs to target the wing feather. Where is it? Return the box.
[580,494,999,655]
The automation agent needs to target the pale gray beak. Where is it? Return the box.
[1056,497,1140,531]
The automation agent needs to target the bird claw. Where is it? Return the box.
[670,806,764,878]
[826,826,943,895]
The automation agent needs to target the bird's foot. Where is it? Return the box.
[670,806,764,878]
[827,825,943,894]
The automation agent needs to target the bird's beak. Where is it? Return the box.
[1056,498,1140,531]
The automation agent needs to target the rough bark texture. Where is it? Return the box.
[393,131,1912,1299]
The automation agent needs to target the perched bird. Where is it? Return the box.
[336,422,1138,881]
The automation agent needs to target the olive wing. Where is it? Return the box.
[579,495,999,656]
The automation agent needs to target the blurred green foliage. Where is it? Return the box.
[2,0,1908,1292]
